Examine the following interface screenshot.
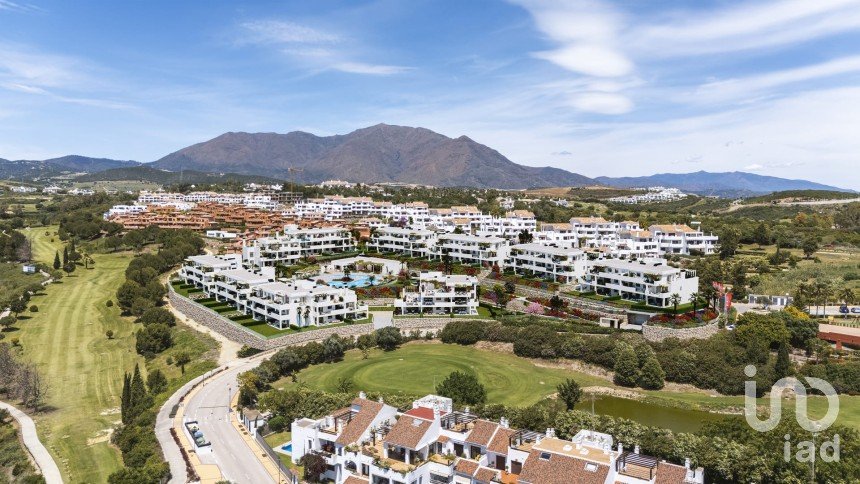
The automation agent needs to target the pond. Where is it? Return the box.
[574,394,728,433]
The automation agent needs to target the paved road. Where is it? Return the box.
[0,401,63,484]
[157,355,274,484]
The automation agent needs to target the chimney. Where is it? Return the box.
[617,443,623,454]
[545,428,555,438]
[500,417,509,429]
[359,391,367,400]
[378,396,384,404]
[634,445,640,454]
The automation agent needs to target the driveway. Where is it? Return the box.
[0,401,63,484]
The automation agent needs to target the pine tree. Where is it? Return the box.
[53,251,61,270]
[638,354,666,390]
[775,341,792,379]
[120,372,131,424]
[62,247,69,266]
[613,343,640,387]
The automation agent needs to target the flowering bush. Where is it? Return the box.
[525,302,545,314]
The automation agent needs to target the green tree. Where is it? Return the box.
[62,246,68,266]
[321,334,346,361]
[801,236,819,259]
[556,379,582,410]
[435,371,487,405]
[146,368,168,394]
[719,227,740,259]
[613,343,639,387]
[774,341,792,379]
[669,293,682,314]
[174,351,191,374]
[374,326,402,351]
[638,354,666,390]
[299,453,328,483]
[53,250,61,270]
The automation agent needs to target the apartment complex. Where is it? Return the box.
[608,186,688,204]
[242,226,355,268]
[507,243,588,284]
[179,259,367,329]
[396,271,479,315]
[432,234,509,267]
[367,227,438,258]
[582,258,698,308]
[290,393,704,484]
[648,225,719,255]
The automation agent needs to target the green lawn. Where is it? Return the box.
[16,237,142,482]
[278,342,609,407]
[0,262,45,296]
[13,228,219,483]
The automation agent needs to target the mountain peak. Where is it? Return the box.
[149,124,594,188]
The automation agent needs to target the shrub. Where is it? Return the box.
[136,307,176,327]
[29,305,38,312]
[135,324,173,357]
[375,327,403,351]
[637,354,665,390]
[440,320,485,345]
[513,325,561,359]
[613,343,639,387]
[106,299,114,307]
[267,415,287,433]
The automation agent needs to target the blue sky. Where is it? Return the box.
[1,0,859,188]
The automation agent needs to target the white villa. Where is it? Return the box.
[321,256,405,278]
[507,243,589,284]
[242,225,355,267]
[582,258,698,308]
[396,271,479,315]
[290,393,704,484]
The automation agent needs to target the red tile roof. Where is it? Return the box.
[335,398,385,445]
[403,407,439,420]
[343,476,369,484]
[655,461,691,484]
[382,415,433,449]
[455,458,480,476]
[475,466,500,483]
[466,419,500,446]
[487,427,516,455]
[517,450,609,484]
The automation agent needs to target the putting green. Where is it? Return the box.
[283,342,609,407]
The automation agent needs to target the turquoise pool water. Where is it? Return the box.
[282,442,292,453]
[324,273,378,288]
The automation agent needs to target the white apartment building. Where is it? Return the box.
[533,222,579,249]
[608,186,688,204]
[648,224,719,255]
[432,234,509,267]
[396,271,478,315]
[570,217,621,247]
[583,258,699,308]
[367,227,438,258]
[10,186,37,193]
[474,210,537,239]
[179,254,242,292]
[290,393,704,484]
[507,243,589,284]
[246,280,368,328]
[242,226,355,267]
[612,229,661,259]
[104,204,148,219]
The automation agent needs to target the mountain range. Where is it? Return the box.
[148,124,593,189]
[1,124,853,195]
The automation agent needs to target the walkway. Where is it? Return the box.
[0,401,63,484]
[371,310,394,329]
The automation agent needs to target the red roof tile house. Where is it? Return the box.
[290,394,704,484]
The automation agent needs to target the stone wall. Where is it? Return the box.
[360,297,395,306]
[392,317,460,334]
[642,319,720,342]
[169,287,374,350]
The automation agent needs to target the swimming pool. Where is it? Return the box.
[322,273,379,288]
[281,442,292,454]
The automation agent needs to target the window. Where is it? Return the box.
[539,452,551,461]
[585,463,598,472]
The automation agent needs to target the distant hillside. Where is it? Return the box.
[742,190,860,204]
[74,165,284,185]
[595,171,853,197]
[0,156,138,180]
[150,124,596,189]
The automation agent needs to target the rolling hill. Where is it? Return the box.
[595,171,853,197]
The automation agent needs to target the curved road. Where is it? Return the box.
[0,401,63,484]
[155,353,275,484]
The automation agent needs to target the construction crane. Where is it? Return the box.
[287,166,304,198]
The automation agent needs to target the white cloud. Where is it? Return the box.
[240,20,340,44]
[693,55,860,103]
[332,62,411,76]
[534,44,632,77]
[567,91,632,114]
[744,163,764,171]
[631,0,860,57]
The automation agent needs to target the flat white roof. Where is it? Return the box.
[439,234,506,244]
[592,258,681,275]
[511,243,584,257]
[187,254,240,267]
[220,269,273,284]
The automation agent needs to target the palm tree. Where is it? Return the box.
[669,293,682,314]
[689,291,702,314]
[840,287,856,305]
[304,306,312,325]
[814,280,833,318]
